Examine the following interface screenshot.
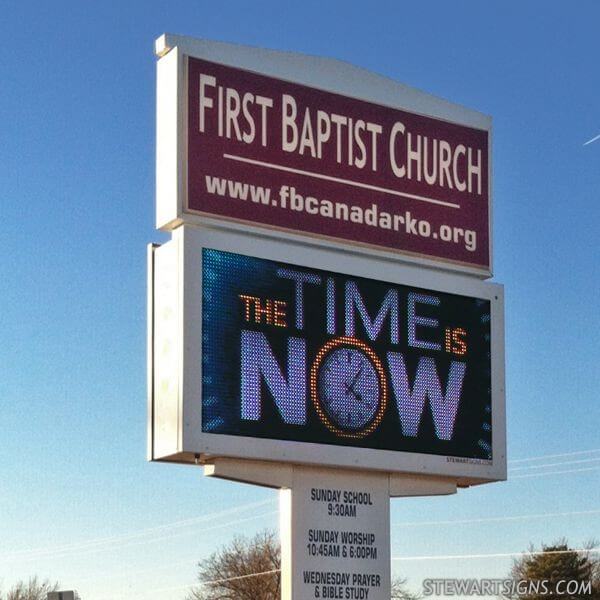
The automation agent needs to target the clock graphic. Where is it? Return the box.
[310,337,388,438]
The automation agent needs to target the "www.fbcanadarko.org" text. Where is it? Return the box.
[205,175,478,252]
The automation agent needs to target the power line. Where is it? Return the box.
[7,460,598,564]
[201,568,280,586]
[509,448,600,464]
[93,570,281,600]
[392,508,600,528]
[392,548,600,561]
[511,465,600,480]
[1,499,276,562]
[70,511,278,584]
[21,510,277,564]
[96,549,600,599]
[78,508,600,585]
[510,457,600,472]
[78,507,600,585]
[78,505,600,582]
[7,464,599,562]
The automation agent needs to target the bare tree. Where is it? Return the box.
[391,577,421,599]
[187,530,280,600]
[1,577,59,600]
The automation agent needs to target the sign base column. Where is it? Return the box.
[280,465,391,600]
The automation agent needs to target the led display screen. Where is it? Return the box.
[202,249,492,460]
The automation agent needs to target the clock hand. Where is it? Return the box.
[347,367,363,393]
[346,386,363,403]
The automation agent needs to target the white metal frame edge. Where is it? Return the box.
[150,224,506,486]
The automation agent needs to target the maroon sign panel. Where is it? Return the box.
[187,57,490,271]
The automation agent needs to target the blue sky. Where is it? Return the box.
[1,1,599,598]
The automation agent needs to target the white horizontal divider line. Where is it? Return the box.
[223,153,461,209]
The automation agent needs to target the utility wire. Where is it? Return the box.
[0,499,276,562]
[509,448,600,464]
[9,451,600,568]
[201,568,281,585]
[96,549,600,599]
[15,510,277,564]
[69,511,278,584]
[511,465,600,480]
[6,464,599,561]
[510,457,600,472]
[13,449,600,561]
[392,548,600,561]
[75,508,600,585]
[93,570,281,600]
[393,508,600,528]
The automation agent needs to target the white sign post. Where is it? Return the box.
[281,467,390,600]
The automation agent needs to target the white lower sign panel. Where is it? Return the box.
[281,467,390,600]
